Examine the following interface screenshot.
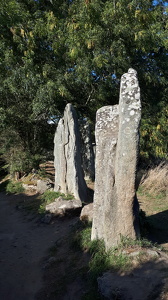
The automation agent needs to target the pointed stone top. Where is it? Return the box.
[128,68,137,75]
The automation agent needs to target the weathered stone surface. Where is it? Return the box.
[91,105,119,245]
[115,68,141,241]
[98,262,166,300]
[22,184,38,193]
[54,104,88,203]
[45,197,82,216]
[80,203,93,222]
[91,68,141,249]
[37,180,52,194]
[79,120,95,181]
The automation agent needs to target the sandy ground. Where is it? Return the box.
[0,192,73,300]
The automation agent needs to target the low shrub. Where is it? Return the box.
[6,181,25,194]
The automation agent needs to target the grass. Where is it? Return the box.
[71,222,161,300]
[138,187,168,215]
[38,190,74,214]
[118,235,156,249]
[5,180,25,194]
[137,162,168,249]
[42,190,74,203]
[72,224,156,281]
[1,163,168,299]
[0,177,74,214]
[140,162,168,195]
[138,162,168,216]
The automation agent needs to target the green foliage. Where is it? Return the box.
[73,224,131,282]
[6,181,25,194]
[0,0,167,167]
[38,190,74,214]
[0,128,46,175]
[74,226,93,250]
[42,190,74,203]
[37,168,48,178]
[41,190,63,203]
[73,221,163,287]
[140,104,168,160]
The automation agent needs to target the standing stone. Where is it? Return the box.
[91,68,141,249]
[54,104,88,203]
[79,120,95,181]
[115,68,141,242]
[91,105,119,245]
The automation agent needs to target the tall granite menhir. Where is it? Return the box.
[54,103,88,203]
[91,69,141,249]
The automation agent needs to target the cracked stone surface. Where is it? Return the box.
[54,103,88,203]
[91,69,141,249]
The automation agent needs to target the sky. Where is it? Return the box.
[153,1,168,5]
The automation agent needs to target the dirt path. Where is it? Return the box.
[1,189,168,300]
[0,192,73,300]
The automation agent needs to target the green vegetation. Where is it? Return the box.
[5,181,25,194]
[137,163,168,249]
[41,190,74,203]
[38,190,74,214]
[72,223,159,282]
[71,222,161,299]
[138,163,168,215]
[0,0,167,175]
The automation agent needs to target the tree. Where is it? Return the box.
[0,0,167,174]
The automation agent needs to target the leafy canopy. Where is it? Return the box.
[0,0,167,174]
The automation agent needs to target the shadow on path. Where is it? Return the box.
[0,192,73,300]
[145,209,168,245]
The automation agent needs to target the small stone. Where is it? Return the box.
[37,180,52,194]
[41,213,52,224]
[46,198,82,216]
[80,203,93,222]
[146,249,159,257]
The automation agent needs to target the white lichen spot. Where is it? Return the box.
[111,138,117,145]
[135,93,140,100]
[122,153,126,157]
[127,101,141,111]
[130,110,135,116]
[125,118,130,122]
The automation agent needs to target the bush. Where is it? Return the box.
[140,104,168,160]
[0,128,46,175]
[6,181,25,194]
